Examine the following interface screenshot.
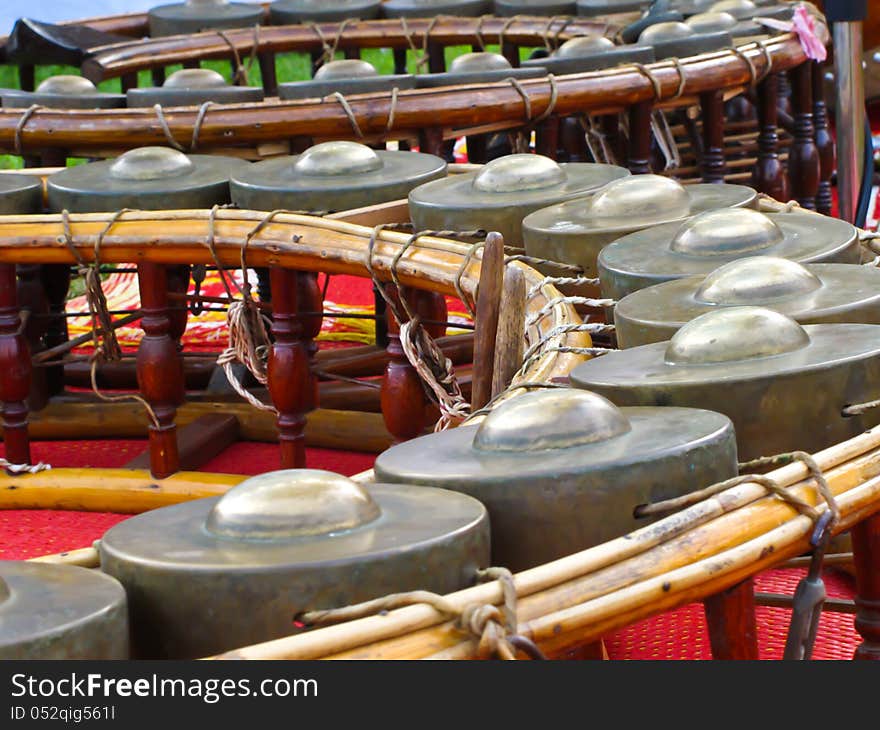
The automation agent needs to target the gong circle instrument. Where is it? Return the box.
[374,389,737,572]
[0,173,42,214]
[126,68,264,107]
[278,59,414,101]
[269,0,383,24]
[520,36,656,75]
[0,561,128,659]
[522,175,756,278]
[148,0,264,38]
[571,306,880,460]
[230,140,447,212]
[414,51,546,89]
[99,469,489,658]
[381,0,492,18]
[614,256,880,347]
[46,146,249,212]
[597,207,860,299]
[1,75,125,109]
[409,153,630,248]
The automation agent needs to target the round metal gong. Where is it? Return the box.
[685,10,765,37]
[415,51,546,89]
[520,37,656,74]
[374,389,737,571]
[0,174,42,214]
[148,0,264,37]
[576,0,651,16]
[279,59,415,100]
[99,468,489,658]
[523,175,756,278]
[597,207,860,299]
[409,154,630,247]
[269,0,383,23]
[47,146,249,213]
[615,257,880,347]
[381,0,492,17]
[493,0,576,15]
[637,20,733,58]
[0,561,128,659]
[571,306,880,460]
[126,68,265,107]
[231,140,447,212]
[1,74,125,109]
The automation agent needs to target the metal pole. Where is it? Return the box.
[832,20,865,223]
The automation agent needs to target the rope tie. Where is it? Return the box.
[541,15,573,52]
[668,57,687,99]
[152,104,185,151]
[506,74,558,154]
[13,104,41,156]
[630,62,663,100]
[216,28,250,85]
[327,18,358,64]
[454,238,486,318]
[842,398,880,416]
[0,458,51,475]
[521,322,615,362]
[524,295,615,329]
[580,114,615,165]
[330,92,363,139]
[755,39,774,83]
[498,15,522,48]
[526,275,598,299]
[731,46,758,86]
[416,15,443,72]
[306,22,332,68]
[635,451,840,532]
[385,86,399,135]
[299,566,540,660]
[190,100,215,151]
[474,14,490,51]
[504,253,583,275]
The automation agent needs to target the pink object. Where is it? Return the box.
[758,4,827,62]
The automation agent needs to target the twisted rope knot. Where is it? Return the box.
[458,604,516,660]
[0,458,51,476]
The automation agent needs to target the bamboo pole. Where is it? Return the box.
[491,266,525,399]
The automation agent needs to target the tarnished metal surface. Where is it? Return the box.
[0,174,42,214]
[571,307,880,460]
[523,176,756,278]
[637,21,734,58]
[2,74,125,109]
[47,146,249,212]
[615,258,880,347]
[494,0,577,15]
[148,0,264,37]
[231,140,446,212]
[374,389,737,572]
[269,0,383,23]
[598,207,860,299]
[279,59,415,100]
[0,561,128,659]
[520,40,655,74]
[381,0,492,17]
[100,470,489,658]
[409,154,629,247]
[126,68,264,107]
[414,52,546,89]
[576,0,649,16]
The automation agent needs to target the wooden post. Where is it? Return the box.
[40,264,71,397]
[703,578,760,660]
[18,65,35,92]
[136,262,184,479]
[16,264,49,412]
[258,51,278,96]
[151,67,166,87]
[788,62,820,210]
[418,126,445,158]
[166,265,191,345]
[120,72,139,93]
[699,90,726,183]
[393,48,408,75]
[297,272,324,413]
[427,41,446,74]
[852,513,880,660]
[0,263,32,465]
[560,117,589,162]
[627,101,652,174]
[501,39,519,67]
[267,266,311,468]
[491,266,525,399]
[535,116,560,160]
[471,232,505,410]
[812,61,835,216]
[752,72,789,201]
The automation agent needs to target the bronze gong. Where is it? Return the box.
[414,51,546,89]
[523,174,756,278]
[374,389,737,571]
[409,153,630,248]
[493,0,577,15]
[126,67,264,107]
[597,206,860,299]
[99,468,489,658]
[148,0,265,37]
[381,0,493,17]
[637,20,734,58]
[571,306,880,460]
[0,173,42,214]
[269,0,383,23]
[576,0,651,16]
[230,140,447,212]
[0,561,128,659]
[520,36,656,75]
[1,74,125,109]
[614,256,880,347]
[278,59,415,100]
[46,146,250,212]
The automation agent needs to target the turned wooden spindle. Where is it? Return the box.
[852,513,880,660]
[166,265,191,345]
[627,101,653,174]
[427,41,446,74]
[15,265,49,412]
[380,286,447,443]
[297,271,324,413]
[0,264,32,465]
[703,578,760,660]
[136,262,184,479]
[259,51,278,96]
[560,117,589,162]
[40,264,71,396]
[699,90,726,183]
[535,116,560,160]
[267,266,312,468]
[812,61,836,216]
[752,72,790,201]
[788,62,820,210]
[777,70,792,118]
[501,40,519,67]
